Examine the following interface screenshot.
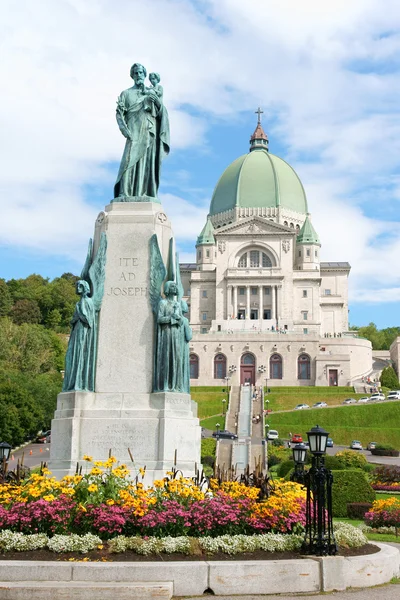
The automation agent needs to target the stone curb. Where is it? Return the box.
[0,543,398,598]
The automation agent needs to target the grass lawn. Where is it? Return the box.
[199,415,226,430]
[264,386,366,412]
[333,518,400,543]
[191,387,229,420]
[266,402,400,448]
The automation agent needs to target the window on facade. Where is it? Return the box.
[296,224,300,231]
[239,287,245,295]
[302,311,308,320]
[325,289,331,296]
[298,250,301,257]
[306,249,311,257]
[251,287,257,295]
[262,253,272,267]
[190,354,199,379]
[250,250,259,267]
[202,290,207,298]
[202,312,207,321]
[214,354,227,379]
[303,290,307,298]
[241,353,255,365]
[206,250,210,258]
[201,327,207,333]
[284,221,288,226]
[264,287,270,295]
[238,254,247,268]
[298,354,311,379]
[238,250,272,269]
[303,328,308,335]
[270,353,283,379]
[315,250,318,257]
[198,251,201,260]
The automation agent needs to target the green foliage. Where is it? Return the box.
[267,444,291,465]
[201,438,216,460]
[380,366,400,389]
[331,470,376,517]
[0,279,12,317]
[351,322,400,350]
[324,455,345,470]
[336,449,368,469]
[267,402,400,448]
[11,299,42,325]
[276,459,294,478]
[199,415,225,430]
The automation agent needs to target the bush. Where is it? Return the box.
[201,438,216,460]
[267,445,291,465]
[347,502,373,519]
[324,456,345,470]
[380,366,400,389]
[371,445,399,457]
[202,455,215,468]
[277,460,294,478]
[331,470,376,518]
[336,450,368,470]
[371,465,400,485]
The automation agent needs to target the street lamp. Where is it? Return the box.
[222,398,226,416]
[215,422,220,439]
[291,443,307,484]
[303,425,337,556]
[0,442,12,463]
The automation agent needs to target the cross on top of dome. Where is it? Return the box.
[250,107,269,152]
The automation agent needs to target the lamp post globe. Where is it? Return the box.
[307,424,329,455]
[0,442,12,462]
[292,443,307,465]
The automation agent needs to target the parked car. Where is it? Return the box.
[367,441,377,450]
[212,429,238,440]
[312,401,328,408]
[388,391,400,400]
[368,393,385,402]
[357,397,369,403]
[35,430,51,443]
[326,437,334,448]
[267,429,279,440]
[342,398,356,405]
[294,403,310,410]
[350,440,363,450]
[291,434,303,443]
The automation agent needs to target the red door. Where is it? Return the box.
[241,366,255,385]
[329,369,338,386]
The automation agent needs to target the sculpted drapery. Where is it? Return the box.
[114,63,170,201]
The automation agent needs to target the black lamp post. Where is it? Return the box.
[222,398,226,416]
[303,425,337,556]
[0,441,12,482]
[215,422,220,439]
[291,443,307,484]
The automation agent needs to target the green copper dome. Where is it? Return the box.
[196,217,215,246]
[209,148,308,216]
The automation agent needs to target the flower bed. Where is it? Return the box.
[0,458,306,540]
[364,497,400,531]
[372,484,400,492]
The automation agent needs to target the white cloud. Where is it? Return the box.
[1,0,400,308]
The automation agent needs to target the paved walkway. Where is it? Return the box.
[177,584,400,599]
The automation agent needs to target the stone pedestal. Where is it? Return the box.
[49,202,201,482]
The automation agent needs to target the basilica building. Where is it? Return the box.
[180,114,372,387]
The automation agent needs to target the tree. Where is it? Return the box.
[0,279,12,317]
[380,366,400,389]
[11,299,42,325]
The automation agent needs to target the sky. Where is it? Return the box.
[1,0,400,328]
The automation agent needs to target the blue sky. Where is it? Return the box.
[1,0,400,328]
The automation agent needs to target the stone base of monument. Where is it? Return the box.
[49,391,201,483]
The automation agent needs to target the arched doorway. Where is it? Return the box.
[190,354,199,379]
[240,353,256,385]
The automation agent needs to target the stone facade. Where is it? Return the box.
[180,124,372,387]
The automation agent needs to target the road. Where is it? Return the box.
[178,581,400,600]
[8,442,51,469]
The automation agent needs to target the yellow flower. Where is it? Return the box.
[78,503,87,512]
[106,499,115,506]
[87,484,98,493]
[83,454,93,462]
[90,468,102,476]
[43,494,55,502]
[94,461,104,467]
[139,467,146,477]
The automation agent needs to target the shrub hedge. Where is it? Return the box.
[331,470,376,517]
[347,502,374,520]
[277,460,294,478]
[336,450,368,469]
[371,446,400,457]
